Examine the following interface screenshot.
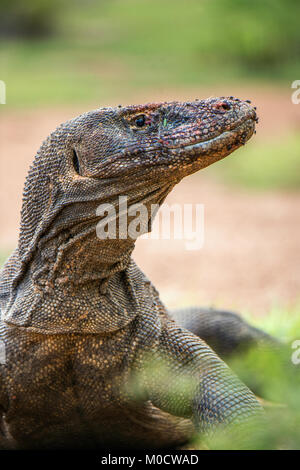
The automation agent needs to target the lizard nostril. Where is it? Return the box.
[221,102,231,111]
[214,101,231,112]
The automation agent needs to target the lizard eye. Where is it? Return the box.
[134,115,146,127]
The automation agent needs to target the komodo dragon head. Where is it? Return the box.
[67,98,257,179]
[13,97,257,290]
[1,97,258,331]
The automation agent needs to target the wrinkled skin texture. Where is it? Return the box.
[0,97,268,449]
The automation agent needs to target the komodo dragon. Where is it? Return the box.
[0,97,272,449]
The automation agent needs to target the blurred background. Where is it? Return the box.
[0,0,300,315]
[1,0,300,449]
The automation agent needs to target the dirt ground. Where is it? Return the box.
[1,86,299,315]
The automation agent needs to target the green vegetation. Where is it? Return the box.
[249,304,300,341]
[0,0,61,38]
[0,0,299,107]
[197,306,300,449]
[212,133,300,189]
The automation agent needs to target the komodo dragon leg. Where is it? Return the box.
[169,307,283,398]
[139,319,263,448]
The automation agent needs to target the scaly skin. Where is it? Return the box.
[0,97,266,449]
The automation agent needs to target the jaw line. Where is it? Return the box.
[171,118,256,154]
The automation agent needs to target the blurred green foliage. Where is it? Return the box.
[0,0,299,107]
[196,306,300,449]
[250,304,300,342]
[0,0,62,37]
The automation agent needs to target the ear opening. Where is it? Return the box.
[72,148,81,175]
